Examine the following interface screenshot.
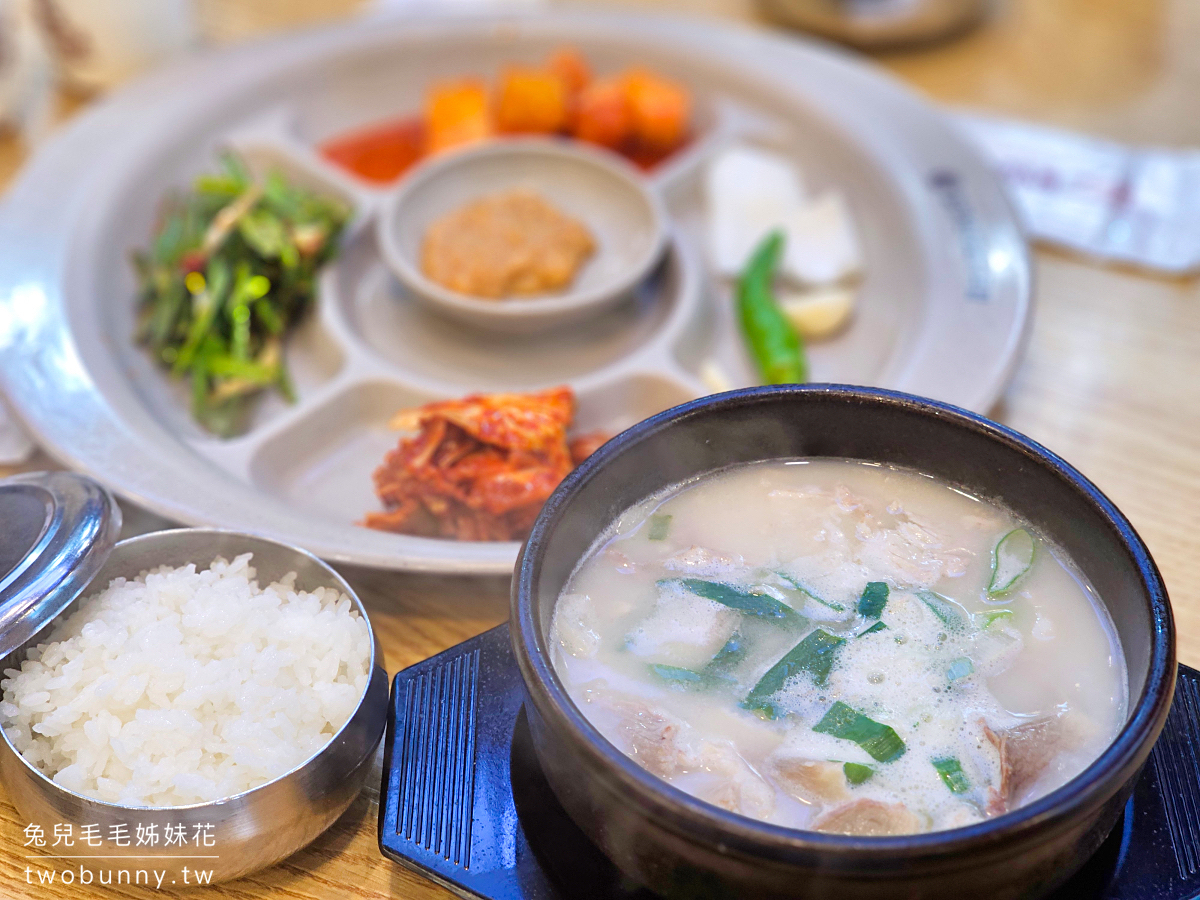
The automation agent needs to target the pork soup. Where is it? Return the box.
[549,459,1127,836]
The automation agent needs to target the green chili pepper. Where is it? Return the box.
[736,231,808,384]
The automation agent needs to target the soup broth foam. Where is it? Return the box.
[550,459,1127,835]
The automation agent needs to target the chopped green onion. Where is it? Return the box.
[647,514,672,541]
[649,664,715,690]
[776,572,844,611]
[932,756,971,793]
[982,610,1014,628]
[917,591,969,630]
[664,578,805,624]
[989,528,1036,596]
[856,621,887,638]
[704,632,747,674]
[743,629,846,716]
[843,762,874,785]
[947,657,974,681]
[813,702,906,763]
[857,582,889,619]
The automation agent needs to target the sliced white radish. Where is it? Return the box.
[706,146,806,276]
[781,191,863,286]
[778,286,856,340]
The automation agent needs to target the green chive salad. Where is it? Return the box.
[551,459,1127,835]
[133,154,350,437]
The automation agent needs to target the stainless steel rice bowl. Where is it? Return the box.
[0,528,389,883]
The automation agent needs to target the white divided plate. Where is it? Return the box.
[0,9,1031,574]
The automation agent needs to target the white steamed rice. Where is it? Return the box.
[0,553,371,807]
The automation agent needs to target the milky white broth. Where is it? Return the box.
[550,459,1126,835]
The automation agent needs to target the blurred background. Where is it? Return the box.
[0,0,1192,139]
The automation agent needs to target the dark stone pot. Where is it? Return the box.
[511,385,1175,900]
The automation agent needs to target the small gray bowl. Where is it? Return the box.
[376,137,669,334]
[0,528,388,883]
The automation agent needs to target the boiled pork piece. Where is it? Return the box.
[813,800,924,836]
[607,699,686,778]
[983,716,1067,814]
[769,756,851,805]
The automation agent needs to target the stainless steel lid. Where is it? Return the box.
[0,471,122,658]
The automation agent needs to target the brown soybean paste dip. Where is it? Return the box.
[421,189,595,298]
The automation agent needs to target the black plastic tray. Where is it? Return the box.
[378,625,1200,900]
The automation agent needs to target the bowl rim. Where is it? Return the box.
[513,383,1176,860]
[0,526,385,813]
[375,135,670,323]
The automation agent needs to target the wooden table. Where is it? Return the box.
[1,0,1197,895]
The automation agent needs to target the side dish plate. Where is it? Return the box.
[0,9,1030,573]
